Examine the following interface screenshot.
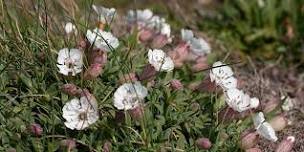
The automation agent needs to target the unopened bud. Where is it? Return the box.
[90,49,107,65]
[119,73,138,84]
[196,137,212,150]
[138,64,157,81]
[168,42,189,68]
[28,123,43,136]
[245,148,262,152]
[151,34,169,49]
[240,131,259,149]
[61,83,81,96]
[60,139,76,150]
[275,136,295,152]
[191,56,208,72]
[138,28,154,42]
[77,39,89,50]
[129,106,144,120]
[170,79,183,90]
[84,64,103,80]
[269,115,288,131]
[195,77,217,93]
[64,22,77,35]
[263,97,280,113]
[115,111,125,124]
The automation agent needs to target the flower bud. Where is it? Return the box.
[84,64,103,80]
[103,141,112,152]
[275,136,295,152]
[240,131,259,149]
[269,115,288,131]
[138,28,154,42]
[60,139,76,150]
[129,106,144,120]
[245,148,262,152]
[263,97,280,113]
[191,56,208,72]
[115,111,125,124]
[77,39,89,50]
[168,42,189,68]
[61,83,81,96]
[138,64,157,81]
[90,49,107,65]
[28,123,43,136]
[195,77,217,93]
[196,137,212,150]
[64,22,77,35]
[151,34,169,49]
[170,79,183,90]
[119,73,138,84]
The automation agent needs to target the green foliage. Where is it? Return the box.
[201,0,304,60]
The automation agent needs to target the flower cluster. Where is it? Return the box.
[53,4,289,150]
[210,61,259,112]
[127,9,171,48]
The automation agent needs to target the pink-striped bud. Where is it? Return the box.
[119,73,138,84]
[263,97,280,113]
[84,63,103,80]
[103,141,112,152]
[129,106,144,120]
[90,49,107,65]
[61,83,81,96]
[170,79,183,90]
[196,137,212,150]
[77,39,89,50]
[191,56,208,72]
[240,131,259,149]
[245,148,262,152]
[138,64,157,81]
[269,115,288,131]
[138,28,154,42]
[28,123,43,136]
[275,136,295,152]
[195,77,217,93]
[60,139,76,150]
[151,34,169,49]
[168,42,189,68]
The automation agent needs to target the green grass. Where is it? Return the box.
[0,0,280,151]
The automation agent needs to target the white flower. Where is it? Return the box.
[181,29,211,56]
[86,28,119,51]
[181,29,194,42]
[113,82,148,110]
[225,88,259,112]
[210,61,236,90]
[148,49,174,72]
[160,23,171,38]
[281,96,294,111]
[62,96,99,130]
[92,5,116,24]
[57,48,83,76]
[64,22,77,35]
[253,112,278,142]
[127,9,153,27]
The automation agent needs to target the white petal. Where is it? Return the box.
[181,29,194,42]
